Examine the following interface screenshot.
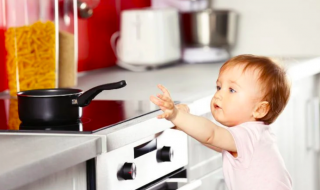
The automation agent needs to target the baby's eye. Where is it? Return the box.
[229,88,236,93]
[216,86,221,91]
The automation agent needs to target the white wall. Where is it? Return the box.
[212,0,320,57]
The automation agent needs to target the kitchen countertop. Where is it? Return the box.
[0,57,320,189]
[0,134,104,190]
[75,57,320,101]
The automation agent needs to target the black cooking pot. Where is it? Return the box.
[17,80,126,125]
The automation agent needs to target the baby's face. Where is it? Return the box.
[211,65,263,127]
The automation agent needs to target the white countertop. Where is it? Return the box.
[0,57,320,189]
[74,57,320,102]
[76,62,221,102]
[1,57,319,101]
[0,134,103,190]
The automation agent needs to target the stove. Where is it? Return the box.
[0,98,194,190]
[0,98,162,134]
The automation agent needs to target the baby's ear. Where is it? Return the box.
[253,101,270,119]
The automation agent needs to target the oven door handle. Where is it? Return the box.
[175,179,202,190]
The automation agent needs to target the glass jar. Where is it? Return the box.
[0,1,8,93]
[2,0,78,96]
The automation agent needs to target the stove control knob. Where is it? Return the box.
[120,162,136,180]
[157,146,174,162]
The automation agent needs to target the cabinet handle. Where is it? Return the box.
[312,98,320,152]
[306,99,313,151]
[306,98,320,151]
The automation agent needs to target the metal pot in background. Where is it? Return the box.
[180,9,238,49]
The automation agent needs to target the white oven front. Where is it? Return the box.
[96,129,188,190]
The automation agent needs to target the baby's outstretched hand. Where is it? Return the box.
[176,104,190,113]
[150,84,178,120]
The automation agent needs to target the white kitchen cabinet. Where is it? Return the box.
[15,162,87,190]
[271,74,320,190]
[270,93,296,184]
[194,168,226,190]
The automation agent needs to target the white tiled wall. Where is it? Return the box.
[212,0,320,57]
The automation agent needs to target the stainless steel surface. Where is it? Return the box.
[207,0,213,9]
[180,9,237,48]
[96,129,188,190]
[0,134,103,190]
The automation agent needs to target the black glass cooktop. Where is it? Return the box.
[0,98,163,134]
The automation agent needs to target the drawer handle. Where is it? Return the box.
[177,180,202,190]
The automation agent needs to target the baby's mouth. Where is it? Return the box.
[214,103,221,109]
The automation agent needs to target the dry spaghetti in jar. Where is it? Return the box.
[5,21,57,96]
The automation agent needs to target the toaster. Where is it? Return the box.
[112,8,181,69]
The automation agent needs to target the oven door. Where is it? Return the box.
[145,179,202,190]
[137,168,202,190]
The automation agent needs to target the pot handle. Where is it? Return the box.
[77,80,127,107]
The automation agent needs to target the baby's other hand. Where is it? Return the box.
[150,84,178,120]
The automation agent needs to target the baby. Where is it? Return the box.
[150,54,292,190]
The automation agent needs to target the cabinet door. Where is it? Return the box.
[272,75,319,190]
[270,96,295,182]
[291,75,319,190]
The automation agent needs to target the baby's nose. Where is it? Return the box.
[214,92,223,100]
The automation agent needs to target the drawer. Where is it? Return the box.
[188,135,222,181]
[188,137,221,167]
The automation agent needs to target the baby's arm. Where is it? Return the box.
[150,85,236,152]
[170,109,236,152]
[203,144,223,152]
[175,104,222,153]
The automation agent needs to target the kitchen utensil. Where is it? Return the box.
[180,9,237,48]
[110,8,181,70]
[17,80,126,125]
